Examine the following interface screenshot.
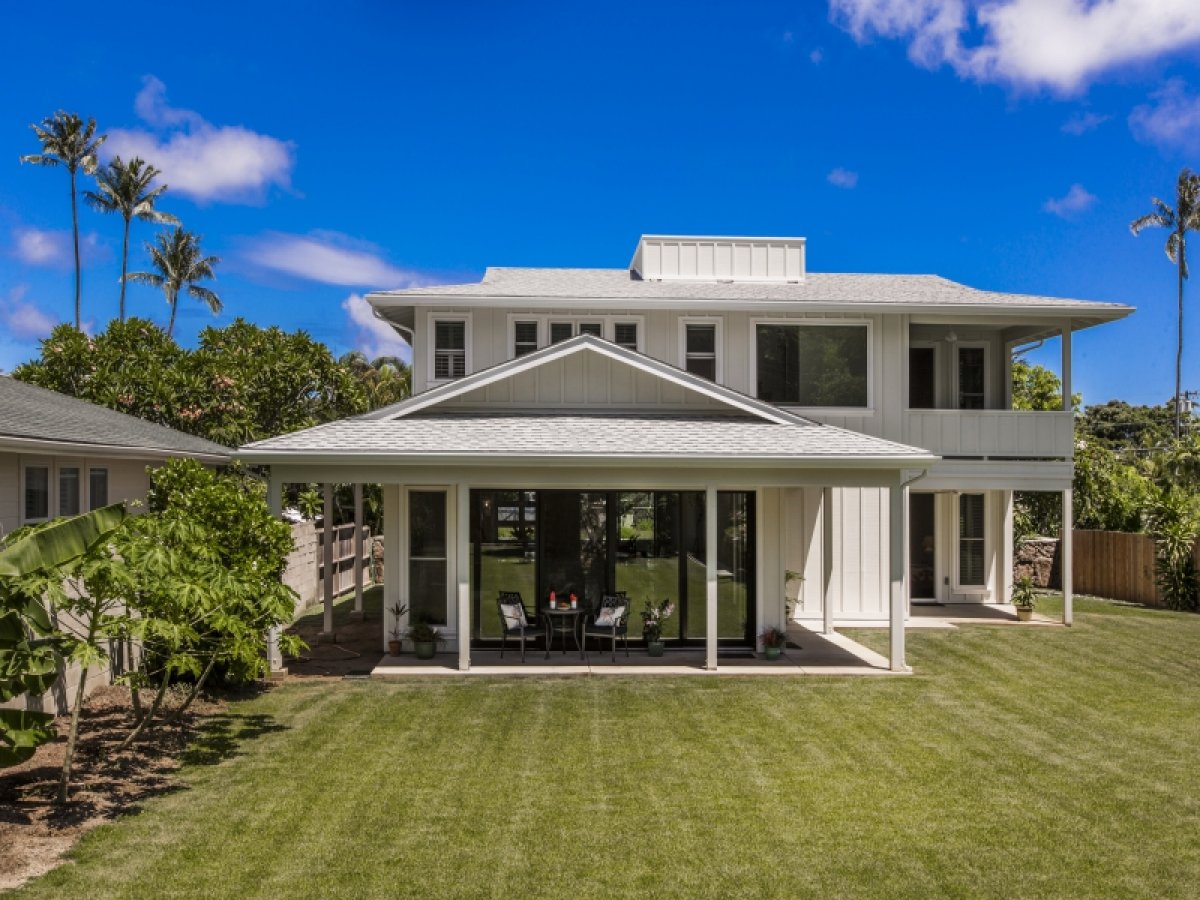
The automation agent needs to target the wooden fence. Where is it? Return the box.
[1073,530,1200,608]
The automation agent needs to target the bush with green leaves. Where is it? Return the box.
[1145,488,1199,612]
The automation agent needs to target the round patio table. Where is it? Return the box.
[542,604,584,659]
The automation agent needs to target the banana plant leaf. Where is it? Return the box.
[0,708,56,767]
[0,503,126,578]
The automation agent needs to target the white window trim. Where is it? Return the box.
[19,456,98,525]
[88,466,110,510]
[908,340,942,410]
[953,491,990,594]
[509,317,543,358]
[20,459,53,525]
[57,462,83,518]
[952,341,990,410]
[677,316,724,382]
[748,317,875,413]
[426,313,473,385]
[504,314,645,358]
[400,486,457,636]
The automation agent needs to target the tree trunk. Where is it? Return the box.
[57,599,100,804]
[166,290,178,339]
[169,655,217,725]
[118,675,170,753]
[1176,247,1185,439]
[119,216,130,321]
[70,168,81,330]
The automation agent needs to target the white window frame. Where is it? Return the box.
[953,342,990,410]
[20,460,53,525]
[399,486,457,637]
[88,466,110,510]
[748,317,874,413]
[426,314,472,385]
[503,314,645,358]
[953,491,990,594]
[678,316,724,382]
[57,463,82,518]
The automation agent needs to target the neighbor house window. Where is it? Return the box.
[513,321,539,357]
[409,490,448,626]
[755,323,869,406]
[613,322,639,351]
[58,467,80,517]
[433,320,467,380]
[958,493,986,587]
[957,346,985,409]
[684,323,718,380]
[89,468,109,510]
[24,465,49,522]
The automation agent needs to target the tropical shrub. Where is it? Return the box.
[1145,488,1199,612]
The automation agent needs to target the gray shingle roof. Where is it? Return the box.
[370,267,1131,315]
[241,413,934,464]
[0,376,231,459]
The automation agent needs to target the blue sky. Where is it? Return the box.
[2,1,1199,407]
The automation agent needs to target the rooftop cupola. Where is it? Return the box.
[630,234,806,283]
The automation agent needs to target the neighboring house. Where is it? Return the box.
[0,374,231,711]
[240,235,1132,672]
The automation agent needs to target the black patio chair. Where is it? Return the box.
[497,591,543,663]
[582,592,630,663]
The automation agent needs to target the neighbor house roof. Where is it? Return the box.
[0,375,231,461]
[368,267,1133,332]
[240,335,936,468]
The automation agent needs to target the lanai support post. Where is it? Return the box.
[822,487,835,635]
[265,474,286,677]
[457,483,471,671]
[888,478,908,672]
[705,486,719,672]
[351,483,365,620]
[1062,488,1074,626]
[320,483,335,642]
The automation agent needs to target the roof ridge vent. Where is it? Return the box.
[630,234,806,283]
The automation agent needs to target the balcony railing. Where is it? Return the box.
[905,410,1074,458]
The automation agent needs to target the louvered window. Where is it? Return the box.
[614,322,639,351]
[433,320,466,380]
[514,321,538,357]
[958,493,986,587]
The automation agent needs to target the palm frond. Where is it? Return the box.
[188,285,223,314]
[124,271,165,287]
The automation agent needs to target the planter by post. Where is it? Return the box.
[646,640,665,657]
[764,646,782,661]
[387,639,402,657]
[414,641,436,660]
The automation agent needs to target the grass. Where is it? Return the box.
[13,596,1200,898]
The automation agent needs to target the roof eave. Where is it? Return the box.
[0,433,231,462]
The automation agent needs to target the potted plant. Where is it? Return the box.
[641,598,674,657]
[407,619,442,660]
[759,626,788,660]
[387,601,408,656]
[1013,575,1037,622]
[784,569,804,620]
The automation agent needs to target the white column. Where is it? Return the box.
[321,483,335,639]
[1061,323,1073,411]
[456,483,471,671]
[888,479,907,672]
[352,483,364,618]
[1062,488,1074,626]
[266,474,286,675]
[1001,490,1015,604]
[705,486,718,672]
[821,487,834,635]
[383,484,402,653]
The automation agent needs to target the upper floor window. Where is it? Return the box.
[755,323,869,407]
[514,321,539,357]
[613,323,639,352]
[683,323,718,381]
[433,319,467,381]
[956,346,986,410]
[24,465,49,523]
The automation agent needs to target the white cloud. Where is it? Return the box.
[0,285,58,339]
[810,47,825,64]
[830,0,1200,94]
[1129,78,1200,154]
[105,76,295,204]
[342,293,411,361]
[240,230,433,289]
[1043,183,1097,218]
[1061,111,1110,135]
[12,227,103,268]
[827,167,859,188]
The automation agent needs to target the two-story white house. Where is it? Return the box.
[241,235,1131,672]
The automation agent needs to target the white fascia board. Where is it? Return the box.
[919,460,1073,492]
[0,434,231,462]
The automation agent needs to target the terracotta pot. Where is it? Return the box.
[1016,607,1034,622]
[387,640,402,656]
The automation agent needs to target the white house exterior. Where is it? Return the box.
[241,235,1132,673]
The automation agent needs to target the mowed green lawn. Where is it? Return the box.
[15,597,1200,899]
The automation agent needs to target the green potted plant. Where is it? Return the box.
[1012,575,1037,622]
[759,626,788,660]
[407,619,442,660]
[641,598,674,657]
[387,601,408,656]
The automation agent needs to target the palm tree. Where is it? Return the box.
[20,111,106,330]
[338,351,411,408]
[1131,168,1200,439]
[84,157,179,321]
[125,228,222,339]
